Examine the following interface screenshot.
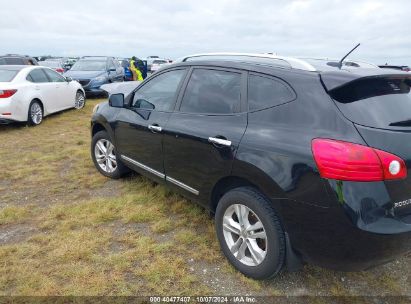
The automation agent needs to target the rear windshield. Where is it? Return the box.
[0,69,18,82]
[330,76,411,129]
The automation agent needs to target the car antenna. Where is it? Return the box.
[338,43,361,69]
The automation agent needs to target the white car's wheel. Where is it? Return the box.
[28,100,43,126]
[74,90,85,109]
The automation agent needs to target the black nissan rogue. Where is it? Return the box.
[90,53,411,280]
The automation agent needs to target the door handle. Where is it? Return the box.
[208,137,232,147]
[148,124,162,133]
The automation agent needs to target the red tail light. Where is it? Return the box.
[55,68,64,73]
[0,89,17,98]
[312,139,407,181]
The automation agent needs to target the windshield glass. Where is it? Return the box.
[70,60,106,71]
[40,61,60,68]
[331,76,411,129]
[0,69,18,82]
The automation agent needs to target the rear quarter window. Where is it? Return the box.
[248,74,296,111]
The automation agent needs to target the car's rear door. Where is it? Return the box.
[26,68,56,113]
[113,68,188,183]
[163,67,248,203]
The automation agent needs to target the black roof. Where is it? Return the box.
[167,59,410,92]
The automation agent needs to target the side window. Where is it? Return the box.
[248,74,295,111]
[132,69,186,111]
[180,69,241,114]
[27,69,49,83]
[43,69,65,82]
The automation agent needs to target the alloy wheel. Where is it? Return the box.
[30,103,43,125]
[222,204,267,266]
[75,91,85,109]
[94,139,117,173]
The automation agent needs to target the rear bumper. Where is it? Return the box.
[0,98,26,122]
[0,118,14,124]
[283,192,411,271]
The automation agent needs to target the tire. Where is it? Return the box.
[74,90,86,109]
[215,187,285,280]
[91,130,129,179]
[27,100,43,126]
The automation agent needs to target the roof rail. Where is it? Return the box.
[176,52,317,72]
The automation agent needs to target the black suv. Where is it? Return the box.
[91,53,411,279]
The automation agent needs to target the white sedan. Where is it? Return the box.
[0,65,85,126]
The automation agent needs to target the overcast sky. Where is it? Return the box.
[1,0,410,65]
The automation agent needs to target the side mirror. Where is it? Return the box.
[65,76,72,82]
[109,93,125,108]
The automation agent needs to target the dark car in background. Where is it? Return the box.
[0,54,38,65]
[90,53,411,280]
[64,56,124,96]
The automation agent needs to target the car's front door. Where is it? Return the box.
[163,67,248,204]
[43,68,73,110]
[114,68,188,182]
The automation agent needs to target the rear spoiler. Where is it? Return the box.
[320,69,410,91]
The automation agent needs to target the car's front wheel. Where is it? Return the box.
[91,130,129,178]
[74,90,85,109]
[215,187,285,280]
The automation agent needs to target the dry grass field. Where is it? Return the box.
[0,99,410,300]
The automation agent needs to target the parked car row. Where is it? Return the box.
[91,53,411,280]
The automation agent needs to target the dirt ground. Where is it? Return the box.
[0,98,410,301]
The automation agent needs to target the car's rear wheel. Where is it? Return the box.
[91,130,129,179]
[74,90,85,109]
[27,100,43,126]
[215,187,285,280]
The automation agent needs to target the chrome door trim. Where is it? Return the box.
[166,176,199,195]
[208,137,232,147]
[120,155,165,178]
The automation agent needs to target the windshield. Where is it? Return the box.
[153,60,168,64]
[40,61,60,68]
[0,69,18,82]
[70,60,106,71]
[330,76,411,129]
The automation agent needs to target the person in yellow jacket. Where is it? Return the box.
[130,56,143,81]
